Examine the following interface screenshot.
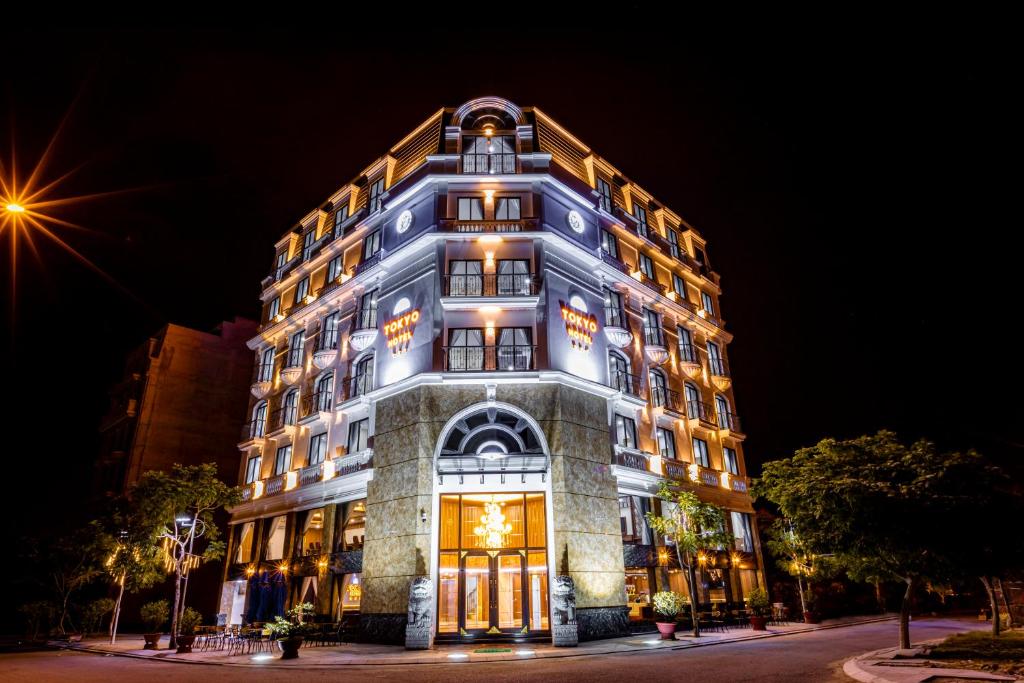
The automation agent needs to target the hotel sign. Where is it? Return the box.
[383,309,419,354]
[560,301,598,351]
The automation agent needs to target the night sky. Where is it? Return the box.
[2,28,1017,539]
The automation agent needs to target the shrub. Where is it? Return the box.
[177,607,203,636]
[746,587,771,616]
[140,600,169,633]
[652,592,687,621]
[82,598,116,636]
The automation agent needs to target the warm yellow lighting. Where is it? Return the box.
[649,455,663,476]
[697,552,708,566]
[484,251,495,268]
[631,271,643,281]
[480,305,502,316]
[730,552,742,567]
[478,234,503,246]
[720,472,731,489]
[688,463,700,483]
[252,480,264,499]
[473,497,512,548]
[317,556,329,572]
[245,565,257,577]
[5,203,25,213]
[484,189,495,202]
[322,459,335,481]
[278,562,289,574]
[285,471,297,491]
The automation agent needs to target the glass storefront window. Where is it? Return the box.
[438,552,459,633]
[265,515,287,560]
[338,500,365,551]
[528,551,548,630]
[338,573,361,613]
[625,570,651,620]
[235,521,254,564]
[301,508,324,556]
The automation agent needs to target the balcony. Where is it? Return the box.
[443,345,537,372]
[686,400,718,430]
[250,363,274,398]
[348,306,378,352]
[613,448,651,472]
[607,371,642,397]
[600,251,630,275]
[313,329,339,369]
[643,327,669,365]
[279,361,303,386]
[240,453,374,503]
[603,309,632,348]
[635,271,667,297]
[443,273,538,298]
[438,218,537,233]
[708,356,731,391]
[267,406,297,435]
[300,390,333,423]
[459,153,517,175]
[239,419,266,445]
[677,343,702,379]
[354,251,382,276]
[650,386,683,414]
[716,411,744,438]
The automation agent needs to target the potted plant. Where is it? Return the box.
[174,608,203,653]
[140,600,169,649]
[652,591,686,640]
[746,587,771,631]
[267,602,316,659]
[803,593,820,624]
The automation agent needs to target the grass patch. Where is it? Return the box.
[929,630,1024,661]
[473,647,512,653]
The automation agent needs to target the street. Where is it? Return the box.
[0,618,987,682]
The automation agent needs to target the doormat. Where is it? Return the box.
[474,647,513,653]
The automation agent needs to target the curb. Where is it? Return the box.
[842,638,1018,683]
[56,615,897,669]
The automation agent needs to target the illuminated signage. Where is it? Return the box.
[560,301,598,351]
[383,309,420,354]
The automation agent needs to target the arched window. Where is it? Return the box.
[258,348,274,382]
[436,404,547,475]
[684,382,703,420]
[252,402,267,438]
[609,351,630,393]
[283,389,298,425]
[352,355,374,397]
[649,369,668,408]
[316,373,334,412]
[715,394,732,430]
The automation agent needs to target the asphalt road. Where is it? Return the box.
[0,618,987,682]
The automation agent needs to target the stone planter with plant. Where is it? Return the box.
[746,587,771,630]
[140,600,169,650]
[267,602,317,659]
[652,591,686,640]
[174,607,203,653]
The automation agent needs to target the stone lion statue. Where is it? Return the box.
[407,576,432,627]
[552,575,576,626]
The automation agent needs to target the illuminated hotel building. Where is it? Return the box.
[220,97,764,643]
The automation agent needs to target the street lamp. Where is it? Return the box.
[4,203,25,213]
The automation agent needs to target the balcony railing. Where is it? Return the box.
[301,390,333,417]
[663,458,689,481]
[643,326,665,347]
[317,327,340,352]
[686,400,716,424]
[637,272,667,296]
[443,345,537,372]
[613,449,650,471]
[443,273,537,297]
[252,361,274,384]
[709,356,730,378]
[354,251,382,275]
[240,419,266,442]
[716,411,742,433]
[240,454,374,502]
[346,372,373,400]
[460,153,516,174]
[608,371,642,397]
[268,405,297,433]
[678,343,698,364]
[650,386,683,413]
[601,251,630,274]
[299,461,325,487]
[352,306,378,331]
[438,218,536,233]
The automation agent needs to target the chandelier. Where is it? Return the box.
[473,498,512,548]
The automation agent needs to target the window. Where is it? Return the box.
[274,445,292,476]
[639,253,655,280]
[275,250,287,272]
[352,355,374,396]
[302,229,316,261]
[731,511,754,552]
[258,348,274,382]
[347,418,369,454]
[633,204,649,238]
[497,327,532,370]
[708,341,725,376]
[677,327,696,363]
[327,255,343,282]
[339,500,366,552]
[316,373,334,411]
[614,414,638,449]
[600,229,619,259]
[716,394,735,431]
[333,204,349,231]
[597,178,613,213]
[265,515,287,560]
[724,446,739,475]
[672,273,687,300]
[619,495,652,544]
[268,297,280,321]
[457,197,484,221]
[287,330,305,367]
[235,521,255,563]
[461,135,516,174]
[684,382,702,419]
[283,390,298,425]
[657,427,677,460]
[252,402,268,438]
[494,196,521,220]
[309,432,328,466]
[643,308,663,346]
[604,287,624,328]
[446,328,484,371]
[496,259,530,296]
[301,508,325,556]
[244,455,262,484]
[609,351,631,393]
[694,246,708,268]
[368,178,385,213]
[667,228,680,258]
[448,260,483,296]
[649,369,668,407]
[701,291,714,316]
[295,277,310,305]
[321,312,340,350]
[692,437,710,467]
[363,230,381,260]
[357,290,378,329]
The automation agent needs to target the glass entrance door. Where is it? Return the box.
[461,552,525,634]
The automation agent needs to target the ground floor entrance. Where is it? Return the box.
[436,492,550,640]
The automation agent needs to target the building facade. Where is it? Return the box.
[221,97,764,644]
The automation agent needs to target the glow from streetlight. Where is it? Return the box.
[5,203,24,213]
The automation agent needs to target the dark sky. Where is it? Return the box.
[2,27,1018,536]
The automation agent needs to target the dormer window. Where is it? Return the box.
[368,178,385,213]
[633,204,649,239]
[461,134,516,174]
[597,178,613,213]
[333,203,350,231]
[301,228,316,261]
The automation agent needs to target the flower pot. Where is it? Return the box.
[803,611,819,624]
[175,634,196,654]
[655,621,677,640]
[750,616,768,631]
[277,635,304,659]
[143,633,162,650]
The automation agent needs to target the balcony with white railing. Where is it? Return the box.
[239,452,374,502]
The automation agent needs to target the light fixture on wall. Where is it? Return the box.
[420,508,427,524]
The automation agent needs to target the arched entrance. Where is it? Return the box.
[432,402,552,641]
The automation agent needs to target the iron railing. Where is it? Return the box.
[643,326,665,347]
[613,450,650,471]
[686,399,715,423]
[608,371,642,397]
[443,273,537,297]
[677,343,698,364]
[716,411,742,433]
[438,218,536,233]
[352,306,377,331]
[460,153,516,174]
[354,252,381,275]
[443,345,537,372]
[709,356,730,377]
[651,386,683,413]
[301,390,333,416]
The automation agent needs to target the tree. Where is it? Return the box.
[763,521,831,615]
[645,481,734,637]
[23,529,105,635]
[756,431,1017,649]
[128,464,240,647]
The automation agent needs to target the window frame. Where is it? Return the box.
[692,437,710,468]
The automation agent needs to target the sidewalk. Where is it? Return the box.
[58,614,895,668]
[843,641,1018,683]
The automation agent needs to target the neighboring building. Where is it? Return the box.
[96,317,259,495]
[221,97,764,644]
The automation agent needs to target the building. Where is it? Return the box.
[220,97,764,644]
[95,317,259,494]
